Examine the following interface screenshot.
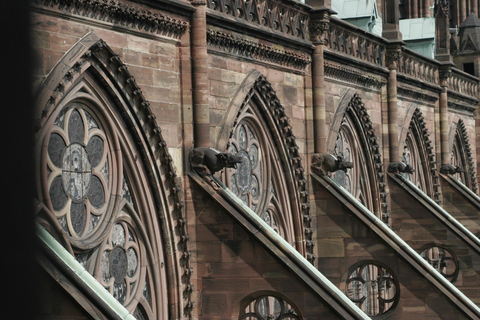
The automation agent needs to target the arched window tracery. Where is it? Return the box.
[401,109,439,201]
[402,132,428,191]
[225,109,291,242]
[34,37,185,319]
[344,261,400,317]
[420,243,459,282]
[45,102,115,246]
[329,94,385,218]
[333,117,373,211]
[39,99,160,318]
[218,71,312,260]
[239,293,302,320]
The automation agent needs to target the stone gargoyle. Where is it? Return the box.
[190,147,243,178]
[311,153,353,176]
[439,164,463,175]
[387,161,415,174]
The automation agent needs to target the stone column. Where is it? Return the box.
[191,1,210,147]
[386,46,402,164]
[439,68,453,168]
[412,0,419,18]
[424,0,434,17]
[383,0,404,170]
[460,0,467,24]
[310,9,332,154]
[435,1,455,171]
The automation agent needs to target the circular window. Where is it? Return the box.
[99,221,140,305]
[345,261,400,317]
[45,105,111,242]
[420,244,459,282]
[240,294,300,320]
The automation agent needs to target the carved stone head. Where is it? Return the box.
[336,155,354,172]
[216,153,243,169]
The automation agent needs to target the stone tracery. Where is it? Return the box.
[34,35,189,319]
[330,93,388,221]
[402,109,441,203]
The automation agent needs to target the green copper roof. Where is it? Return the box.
[400,17,435,40]
[332,0,378,18]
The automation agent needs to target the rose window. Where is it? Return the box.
[46,105,109,239]
[240,295,300,320]
[345,262,399,317]
[420,244,459,282]
[227,122,263,211]
[99,221,139,305]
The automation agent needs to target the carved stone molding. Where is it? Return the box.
[324,62,386,89]
[309,10,331,44]
[207,29,311,70]
[397,86,439,104]
[191,0,207,6]
[33,0,189,38]
[385,49,402,69]
[439,68,453,83]
[447,100,477,114]
[398,50,440,85]
[309,20,330,44]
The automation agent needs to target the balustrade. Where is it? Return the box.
[206,0,309,40]
[397,48,439,85]
[449,69,479,99]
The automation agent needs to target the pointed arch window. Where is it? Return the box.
[218,71,311,258]
[401,109,438,200]
[402,132,428,191]
[333,117,373,211]
[41,100,160,318]
[35,37,188,319]
[226,115,288,240]
[328,93,386,219]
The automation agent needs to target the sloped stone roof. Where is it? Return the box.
[460,12,480,28]
[458,13,480,53]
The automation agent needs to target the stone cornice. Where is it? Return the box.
[324,62,386,89]
[207,29,311,70]
[447,97,478,115]
[397,86,439,104]
[33,0,189,38]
